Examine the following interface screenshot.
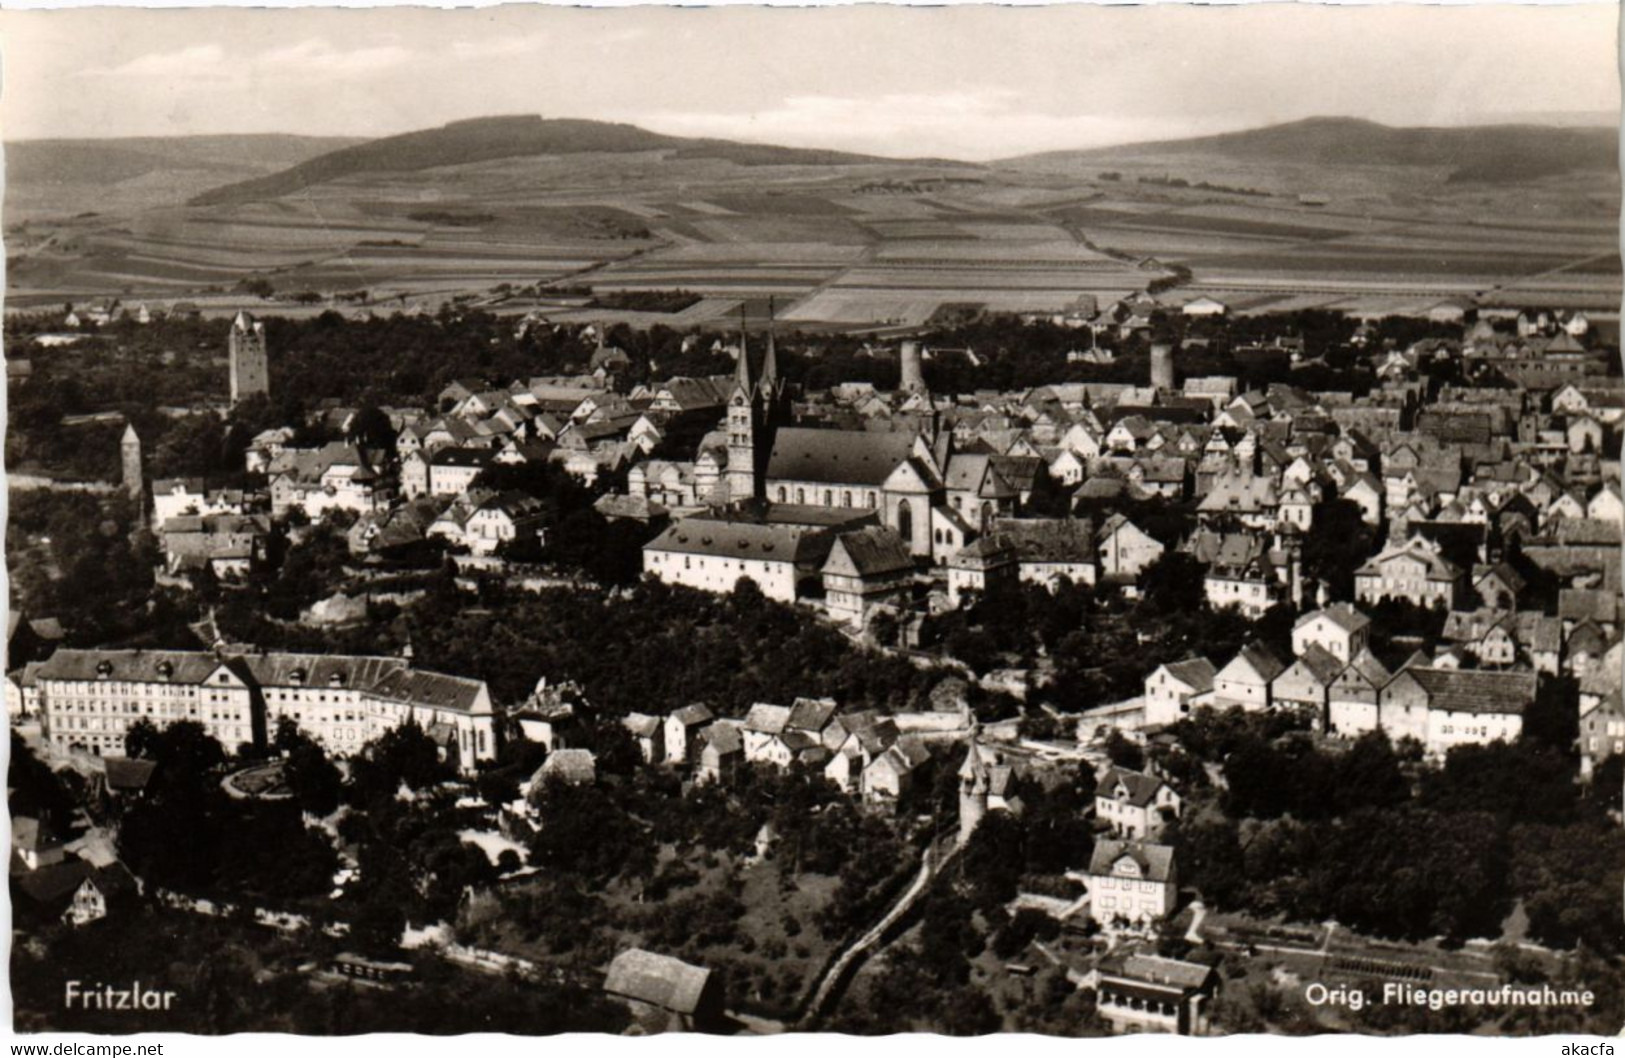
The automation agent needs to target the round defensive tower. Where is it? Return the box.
[1150,341,1175,391]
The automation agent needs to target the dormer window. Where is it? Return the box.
[290,669,306,686]
[95,660,113,679]
[329,672,345,687]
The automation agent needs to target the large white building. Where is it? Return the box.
[34,648,496,774]
[642,519,834,603]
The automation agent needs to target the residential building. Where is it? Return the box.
[1291,604,1372,664]
[1088,840,1178,927]
[1143,658,1217,727]
[821,527,914,629]
[1096,768,1181,840]
[1212,642,1287,711]
[1091,950,1219,1036]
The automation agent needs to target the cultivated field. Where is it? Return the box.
[8,135,1620,324]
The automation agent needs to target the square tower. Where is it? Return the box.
[229,311,270,404]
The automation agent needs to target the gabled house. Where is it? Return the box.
[1213,642,1287,711]
[664,703,714,768]
[1095,767,1181,840]
[1143,658,1217,727]
[1270,644,1345,725]
[1087,840,1178,927]
[1097,514,1165,581]
[697,721,745,785]
[1326,649,1393,737]
[821,527,914,629]
[1291,604,1372,664]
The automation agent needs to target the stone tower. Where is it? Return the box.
[1150,341,1175,391]
[120,423,143,502]
[957,741,990,846]
[899,340,927,396]
[229,311,270,405]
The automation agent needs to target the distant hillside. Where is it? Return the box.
[7,134,364,186]
[5,134,369,220]
[1006,117,1620,183]
[188,115,950,207]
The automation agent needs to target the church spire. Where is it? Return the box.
[759,297,779,393]
[734,304,753,392]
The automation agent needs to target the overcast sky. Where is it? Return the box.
[1,4,1617,159]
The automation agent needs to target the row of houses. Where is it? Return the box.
[1144,613,1541,758]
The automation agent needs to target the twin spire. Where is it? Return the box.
[733,298,780,398]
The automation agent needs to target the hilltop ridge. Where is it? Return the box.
[1004,116,1620,182]
[187,115,970,207]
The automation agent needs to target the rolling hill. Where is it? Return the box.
[1004,116,1620,183]
[187,115,966,208]
[6,114,1617,321]
[4,133,365,219]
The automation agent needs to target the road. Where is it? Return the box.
[800,835,959,1027]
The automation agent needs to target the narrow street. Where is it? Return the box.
[800,835,960,1027]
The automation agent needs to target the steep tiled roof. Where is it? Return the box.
[1408,667,1537,716]
[36,649,226,685]
[1162,657,1217,693]
[787,697,838,732]
[644,519,834,566]
[824,527,914,578]
[743,703,792,735]
[992,517,1096,564]
[1102,768,1166,808]
[1089,839,1175,883]
[604,949,713,1015]
[368,668,488,715]
[1295,603,1371,635]
[766,427,918,487]
[1289,644,1346,685]
[670,703,714,727]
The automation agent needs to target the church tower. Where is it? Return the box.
[120,423,144,503]
[725,303,790,506]
[229,311,270,405]
[726,313,761,504]
[957,741,990,846]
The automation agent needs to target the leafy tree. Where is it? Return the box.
[1137,552,1207,616]
[346,405,397,451]
[9,731,74,826]
[527,779,653,885]
[1333,731,1411,814]
[1103,730,1146,772]
[284,740,343,816]
[1301,499,1376,600]
[350,721,451,806]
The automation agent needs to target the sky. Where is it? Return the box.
[0,3,1618,160]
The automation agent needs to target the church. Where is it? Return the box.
[721,323,1025,563]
